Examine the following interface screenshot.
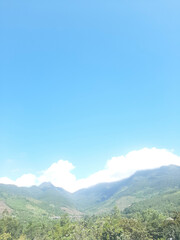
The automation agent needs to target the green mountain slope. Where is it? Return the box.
[0,165,179,220]
[123,189,180,216]
[0,182,79,221]
[73,165,180,214]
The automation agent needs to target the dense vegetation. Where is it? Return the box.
[0,165,180,220]
[0,209,180,240]
[0,165,180,239]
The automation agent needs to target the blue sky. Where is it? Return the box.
[0,0,180,189]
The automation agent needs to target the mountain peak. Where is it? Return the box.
[39,182,55,189]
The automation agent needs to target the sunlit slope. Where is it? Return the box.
[0,182,77,220]
[73,165,180,213]
[0,165,179,219]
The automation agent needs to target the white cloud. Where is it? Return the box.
[0,177,15,185]
[73,148,180,191]
[38,160,76,191]
[0,148,180,192]
[15,174,37,187]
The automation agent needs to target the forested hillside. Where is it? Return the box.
[0,182,78,221]
[73,165,180,214]
[0,165,180,219]
[0,165,180,239]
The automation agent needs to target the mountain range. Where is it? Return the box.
[0,165,180,221]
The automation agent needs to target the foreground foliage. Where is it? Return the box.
[0,209,180,240]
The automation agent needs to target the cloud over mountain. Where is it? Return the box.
[0,148,180,192]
